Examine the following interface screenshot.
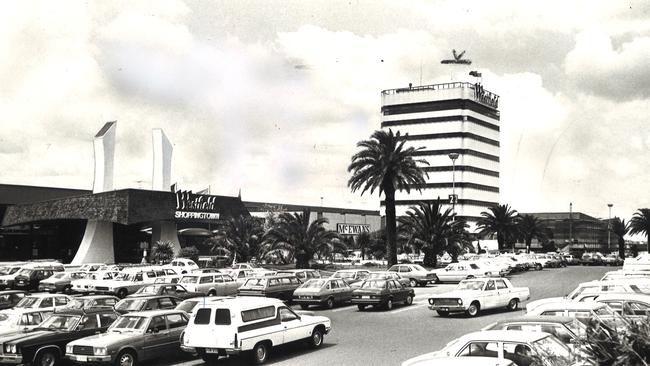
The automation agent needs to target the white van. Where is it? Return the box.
[181,297,331,364]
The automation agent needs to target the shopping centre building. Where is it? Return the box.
[0,123,381,264]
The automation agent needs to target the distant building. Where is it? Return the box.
[380,82,500,231]
[522,212,612,253]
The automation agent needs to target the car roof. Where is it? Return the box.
[78,295,118,300]
[53,307,115,316]
[0,290,27,295]
[594,293,650,302]
[120,295,176,300]
[490,315,577,326]
[125,309,187,317]
[459,330,549,343]
[582,278,650,285]
[408,357,514,366]
[533,301,608,310]
[195,296,283,309]
[26,293,67,298]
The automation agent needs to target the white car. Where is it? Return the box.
[403,356,514,366]
[4,293,72,312]
[525,278,650,312]
[587,293,650,316]
[181,297,331,364]
[431,262,487,283]
[0,308,53,337]
[526,301,617,320]
[178,273,239,296]
[623,253,650,271]
[164,258,199,274]
[401,330,575,366]
[428,278,530,317]
[600,270,650,281]
[387,264,439,287]
[92,269,159,298]
[71,270,120,293]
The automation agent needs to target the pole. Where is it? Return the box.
[569,202,573,247]
[448,153,459,216]
[607,203,613,253]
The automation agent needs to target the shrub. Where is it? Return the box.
[363,262,378,267]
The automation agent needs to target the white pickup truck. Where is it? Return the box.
[428,278,530,317]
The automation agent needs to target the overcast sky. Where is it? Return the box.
[2,0,650,223]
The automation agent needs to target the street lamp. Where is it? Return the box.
[607,203,613,252]
[448,152,459,214]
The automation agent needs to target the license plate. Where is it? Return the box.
[441,307,448,311]
[362,296,370,299]
[75,355,87,362]
[206,348,219,354]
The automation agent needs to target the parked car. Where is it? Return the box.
[363,271,411,288]
[0,291,29,310]
[602,254,624,266]
[581,252,604,266]
[181,297,331,364]
[623,253,650,271]
[190,267,223,274]
[0,308,53,337]
[330,270,370,286]
[129,283,203,300]
[7,294,72,312]
[164,258,199,274]
[237,275,302,302]
[351,278,415,311]
[220,268,257,285]
[178,273,240,296]
[175,297,209,314]
[38,271,86,293]
[276,269,322,282]
[0,264,27,290]
[481,316,587,346]
[387,264,439,287]
[66,309,189,366]
[13,264,65,291]
[71,270,121,294]
[588,293,650,316]
[525,278,650,312]
[403,356,515,366]
[431,262,488,283]
[0,307,119,366]
[66,295,120,310]
[526,301,618,325]
[0,262,63,291]
[400,330,574,366]
[93,268,159,298]
[231,262,267,272]
[600,270,650,281]
[113,295,180,315]
[293,278,353,309]
[428,278,530,317]
[563,254,579,265]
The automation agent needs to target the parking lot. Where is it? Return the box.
[143,265,612,366]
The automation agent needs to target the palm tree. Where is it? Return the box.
[151,240,175,264]
[356,232,371,260]
[398,200,459,267]
[348,129,429,266]
[261,212,344,268]
[517,214,548,254]
[476,204,520,251]
[610,217,629,259]
[629,209,650,253]
[210,215,264,263]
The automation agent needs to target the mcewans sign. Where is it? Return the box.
[336,223,371,235]
[174,190,220,220]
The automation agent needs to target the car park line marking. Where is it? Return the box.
[171,358,203,366]
[389,303,427,314]
[332,306,356,312]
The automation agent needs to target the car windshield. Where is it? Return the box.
[566,319,587,337]
[176,300,199,313]
[70,272,87,280]
[457,280,485,290]
[411,265,427,272]
[532,335,572,361]
[243,278,266,287]
[15,297,39,308]
[301,279,326,289]
[368,273,390,279]
[114,273,132,281]
[37,314,80,331]
[360,280,386,289]
[109,316,148,331]
[0,267,18,275]
[51,273,66,279]
[115,299,146,311]
[180,276,198,284]
[138,286,161,294]
[18,269,34,276]
[594,306,616,317]
[332,272,355,279]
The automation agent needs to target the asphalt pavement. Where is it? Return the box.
[155,265,614,366]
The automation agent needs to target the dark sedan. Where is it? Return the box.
[351,279,414,311]
[113,295,179,315]
[128,284,203,300]
[0,291,29,311]
[0,307,119,366]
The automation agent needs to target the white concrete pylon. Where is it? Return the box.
[72,121,117,265]
[152,128,173,191]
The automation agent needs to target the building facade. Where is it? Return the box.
[522,212,612,253]
[380,82,500,230]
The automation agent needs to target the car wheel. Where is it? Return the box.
[63,285,72,294]
[251,342,269,364]
[300,304,310,310]
[208,290,216,297]
[466,302,480,317]
[507,298,519,311]
[115,350,137,366]
[405,295,413,306]
[117,288,128,299]
[200,353,219,363]
[535,264,542,271]
[466,275,475,280]
[385,298,393,310]
[36,349,59,366]
[325,297,334,309]
[436,310,450,317]
[309,328,324,348]
[409,279,418,287]
[357,304,366,311]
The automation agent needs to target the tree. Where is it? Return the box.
[356,232,371,260]
[261,212,344,268]
[517,214,548,254]
[151,240,175,264]
[211,215,264,263]
[348,129,429,267]
[610,217,629,260]
[178,246,199,259]
[629,209,650,253]
[398,200,464,268]
[476,204,520,251]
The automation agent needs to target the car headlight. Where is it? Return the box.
[428,299,434,305]
[94,347,107,356]
[457,299,463,305]
[66,345,73,354]
[4,344,17,354]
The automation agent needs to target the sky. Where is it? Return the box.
[2,0,650,223]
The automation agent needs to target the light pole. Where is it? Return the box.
[448,153,459,214]
[607,203,613,253]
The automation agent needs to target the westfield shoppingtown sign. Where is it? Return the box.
[336,223,371,235]
[174,190,220,220]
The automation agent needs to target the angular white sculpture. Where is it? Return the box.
[152,128,181,254]
[72,122,116,265]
